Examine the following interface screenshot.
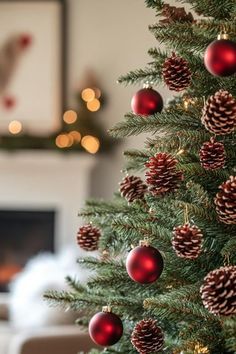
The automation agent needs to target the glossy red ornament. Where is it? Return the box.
[131,86,163,116]
[204,35,236,77]
[89,307,123,347]
[126,241,164,284]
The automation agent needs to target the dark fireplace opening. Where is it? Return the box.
[0,210,55,292]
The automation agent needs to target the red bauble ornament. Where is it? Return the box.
[131,85,163,116]
[89,306,123,347]
[126,240,164,284]
[204,34,236,77]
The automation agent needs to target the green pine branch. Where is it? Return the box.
[149,22,208,53]
[143,295,215,321]
[65,276,87,293]
[222,318,236,353]
[182,0,236,20]
[44,290,85,310]
[79,198,132,218]
[221,238,236,263]
[109,108,202,138]
[117,68,161,86]
[145,0,164,10]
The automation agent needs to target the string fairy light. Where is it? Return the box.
[81,88,96,102]
[8,120,22,135]
[68,130,81,144]
[87,98,101,112]
[63,110,78,124]
[55,133,73,148]
[81,135,100,154]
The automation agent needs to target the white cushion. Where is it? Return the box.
[9,245,97,329]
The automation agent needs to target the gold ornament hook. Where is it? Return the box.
[223,253,230,266]
[217,32,229,40]
[102,305,112,313]
[139,237,150,247]
[143,81,153,89]
[184,204,189,224]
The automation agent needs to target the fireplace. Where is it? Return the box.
[0,210,55,292]
[0,150,96,292]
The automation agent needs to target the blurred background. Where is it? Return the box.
[0,1,172,353]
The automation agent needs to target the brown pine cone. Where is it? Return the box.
[160,4,194,24]
[172,223,203,259]
[201,90,236,135]
[162,53,191,92]
[131,318,164,354]
[214,176,236,225]
[76,224,101,251]
[199,137,226,170]
[119,175,147,203]
[145,152,183,196]
[200,266,236,316]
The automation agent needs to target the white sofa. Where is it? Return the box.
[0,248,100,354]
[0,297,98,354]
[7,325,98,354]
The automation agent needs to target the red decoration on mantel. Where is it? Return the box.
[89,306,123,347]
[131,85,163,116]
[204,34,236,77]
[19,34,32,49]
[126,240,164,284]
[2,96,16,110]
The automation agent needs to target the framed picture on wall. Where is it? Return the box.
[0,0,66,136]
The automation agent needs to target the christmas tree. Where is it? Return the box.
[45,1,236,353]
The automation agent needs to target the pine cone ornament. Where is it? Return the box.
[200,266,236,316]
[162,52,191,92]
[160,4,194,24]
[119,175,147,203]
[199,137,226,170]
[145,152,183,196]
[172,223,203,259]
[76,224,101,251]
[131,318,164,354]
[201,90,236,135]
[214,176,236,225]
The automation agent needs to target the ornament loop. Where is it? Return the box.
[184,204,189,224]
[223,253,230,266]
[102,305,112,313]
[143,82,152,89]
[217,32,229,40]
[139,237,150,247]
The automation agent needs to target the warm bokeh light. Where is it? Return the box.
[68,130,81,143]
[55,134,73,148]
[81,135,100,154]
[183,96,197,111]
[183,99,189,110]
[87,98,101,112]
[66,134,73,147]
[8,120,22,134]
[81,88,95,102]
[63,110,77,124]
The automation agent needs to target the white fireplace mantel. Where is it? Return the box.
[0,151,96,251]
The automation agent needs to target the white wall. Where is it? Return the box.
[0,151,95,250]
[67,0,171,199]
